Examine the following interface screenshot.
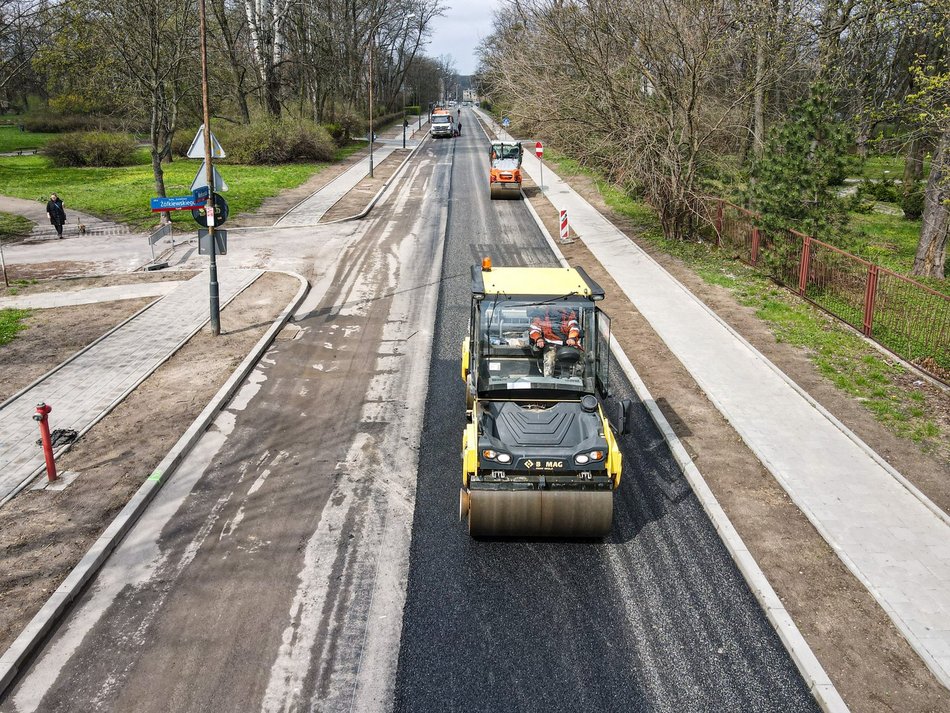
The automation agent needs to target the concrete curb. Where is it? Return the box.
[322,134,430,225]
[520,182,850,713]
[0,270,261,507]
[0,270,310,696]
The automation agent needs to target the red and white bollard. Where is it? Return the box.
[33,402,57,483]
[559,209,571,243]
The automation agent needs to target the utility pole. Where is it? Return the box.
[368,26,376,178]
[197,0,220,335]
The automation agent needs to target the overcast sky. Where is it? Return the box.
[425,1,502,75]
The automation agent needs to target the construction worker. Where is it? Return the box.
[529,305,580,377]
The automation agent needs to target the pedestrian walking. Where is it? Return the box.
[46,193,66,239]
[457,119,463,137]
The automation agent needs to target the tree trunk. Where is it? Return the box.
[903,136,924,187]
[912,131,948,278]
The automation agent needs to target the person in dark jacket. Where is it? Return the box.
[46,193,66,238]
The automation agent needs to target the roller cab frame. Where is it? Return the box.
[460,261,628,538]
[489,142,523,200]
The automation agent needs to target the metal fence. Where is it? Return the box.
[713,200,950,381]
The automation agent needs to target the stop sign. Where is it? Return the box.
[535,141,543,158]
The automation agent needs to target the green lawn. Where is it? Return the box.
[857,154,930,181]
[0,147,361,230]
[0,308,31,346]
[0,211,34,242]
[0,126,59,153]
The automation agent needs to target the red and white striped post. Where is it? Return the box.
[559,209,571,243]
[535,141,544,195]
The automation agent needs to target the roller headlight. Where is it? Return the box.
[482,449,512,464]
[575,450,604,465]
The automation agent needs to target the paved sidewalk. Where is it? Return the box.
[0,281,185,309]
[0,269,261,504]
[476,109,950,688]
[0,195,133,240]
[273,119,423,228]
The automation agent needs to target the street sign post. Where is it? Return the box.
[536,141,544,195]
[198,228,227,255]
[150,195,205,212]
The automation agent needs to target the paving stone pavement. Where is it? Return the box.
[475,107,950,689]
[0,269,261,504]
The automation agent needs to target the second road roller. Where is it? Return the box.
[459,259,632,537]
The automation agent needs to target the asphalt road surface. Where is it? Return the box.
[2,109,818,713]
[391,110,818,712]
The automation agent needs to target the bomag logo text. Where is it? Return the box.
[524,459,564,470]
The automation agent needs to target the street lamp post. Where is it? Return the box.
[197,0,220,336]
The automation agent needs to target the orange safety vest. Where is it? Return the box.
[529,309,579,345]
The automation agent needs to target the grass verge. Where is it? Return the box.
[544,151,946,455]
[0,308,31,346]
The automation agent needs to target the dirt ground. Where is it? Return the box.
[320,149,411,222]
[3,269,195,297]
[0,271,299,654]
[521,172,950,712]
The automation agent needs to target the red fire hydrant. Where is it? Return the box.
[33,402,57,483]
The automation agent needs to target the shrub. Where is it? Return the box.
[224,118,335,164]
[322,122,345,146]
[171,126,201,158]
[858,176,900,203]
[43,131,138,167]
[901,189,925,220]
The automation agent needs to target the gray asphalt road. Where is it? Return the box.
[391,109,819,712]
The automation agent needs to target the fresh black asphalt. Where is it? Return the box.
[392,110,819,712]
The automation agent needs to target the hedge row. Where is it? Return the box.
[173,117,336,165]
[43,131,139,167]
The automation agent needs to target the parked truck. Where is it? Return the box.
[430,108,455,139]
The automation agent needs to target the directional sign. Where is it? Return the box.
[535,141,544,159]
[190,161,228,192]
[150,195,205,212]
[187,124,226,159]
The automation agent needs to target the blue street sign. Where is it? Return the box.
[502,117,510,127]
[150,194,204,212]
[192,186,210,202]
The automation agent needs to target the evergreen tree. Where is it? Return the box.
[748,83,852,244]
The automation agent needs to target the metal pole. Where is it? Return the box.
[198,0,220,336]
[368,28,375,179]
[0,237,8,288]
[402,88,406,149]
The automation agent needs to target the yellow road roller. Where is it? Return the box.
[459,258,631,537]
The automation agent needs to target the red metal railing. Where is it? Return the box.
[712,200,950,381]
